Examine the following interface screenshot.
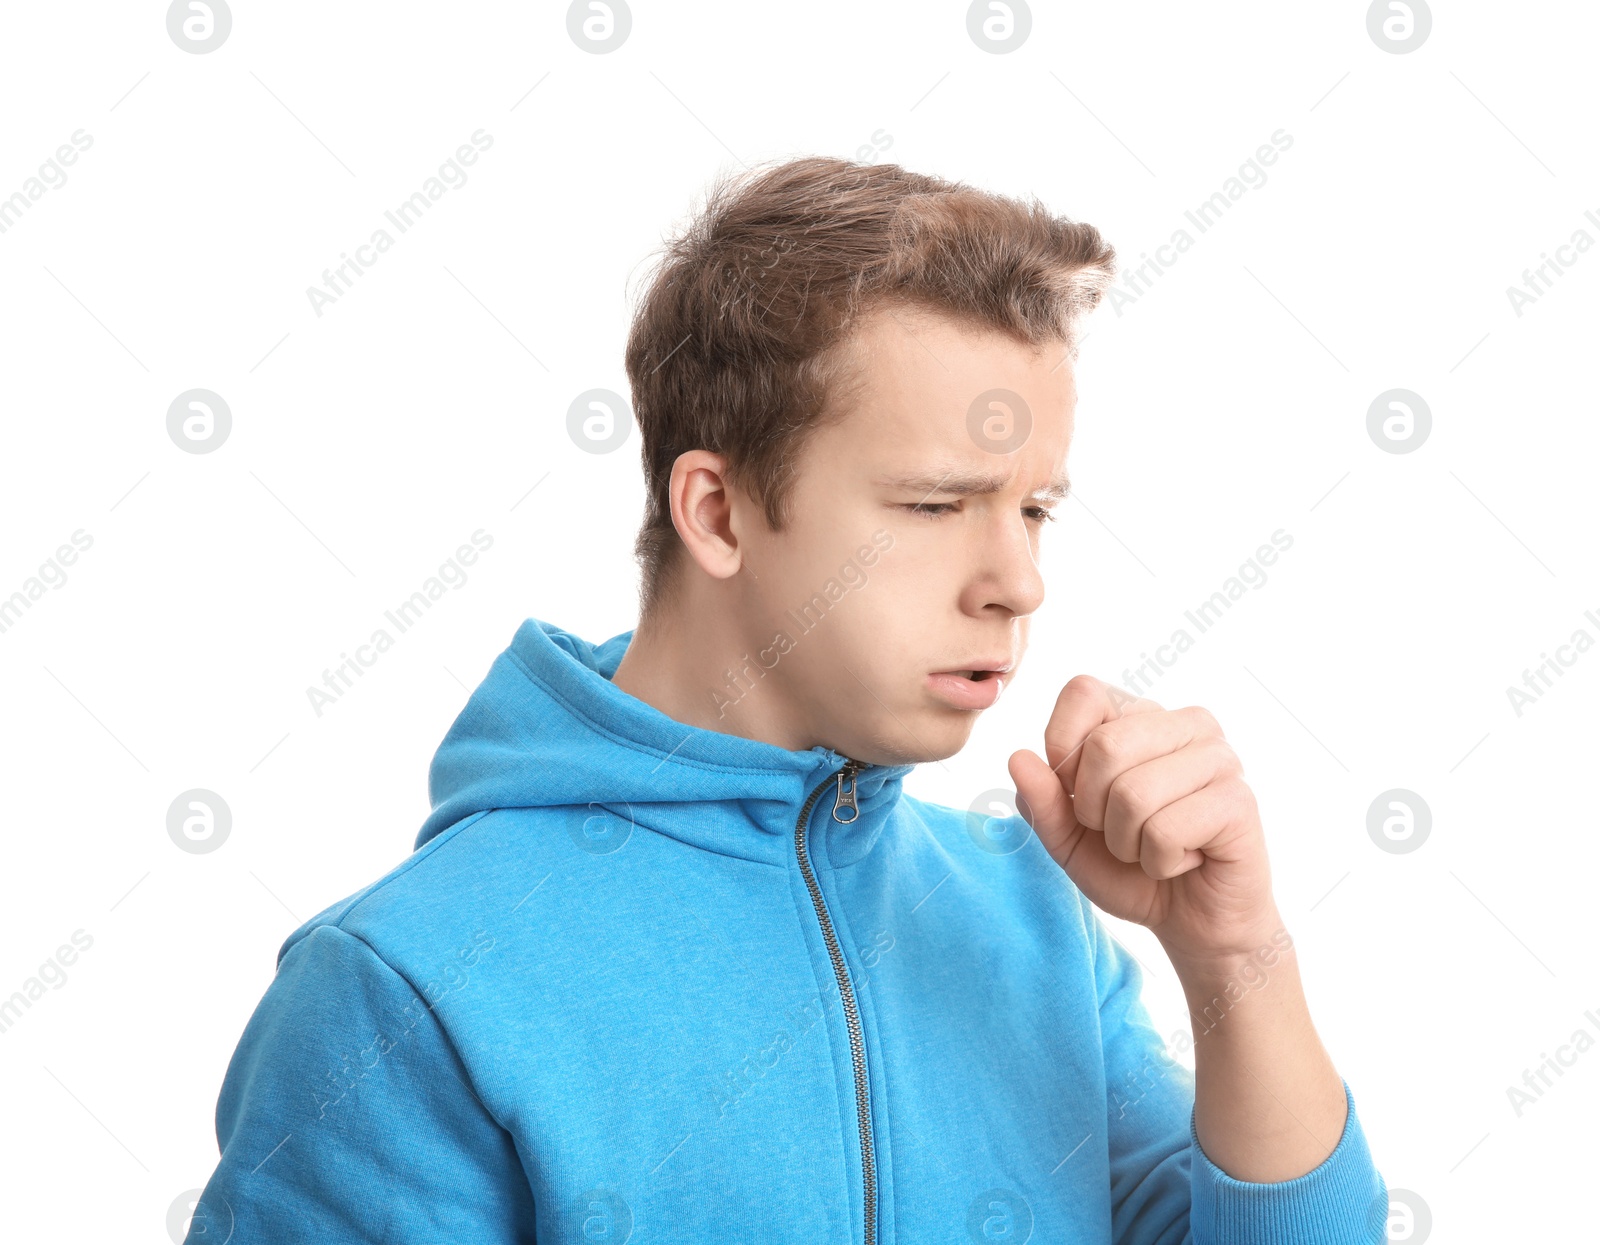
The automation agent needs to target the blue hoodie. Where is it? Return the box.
[187,618,1387,1244]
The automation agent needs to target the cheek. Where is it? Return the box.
[838,579,934,656]
[741,521,836,605]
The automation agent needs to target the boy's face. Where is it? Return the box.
[732,304,1076,765]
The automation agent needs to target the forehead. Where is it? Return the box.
[826,303,1077,458]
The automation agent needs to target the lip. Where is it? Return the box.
[931,658,1014,676]
[926,669,1007,710]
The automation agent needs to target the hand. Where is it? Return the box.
[1008,674,1280,969]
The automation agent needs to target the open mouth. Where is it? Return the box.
[927,666,1009,708]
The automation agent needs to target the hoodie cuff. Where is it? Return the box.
[1189,1079,1387,1244]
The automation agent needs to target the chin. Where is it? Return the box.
[938,716,981,750]
[846,713,970,767]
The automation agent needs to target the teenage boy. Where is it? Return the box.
[185,156,1385,1243]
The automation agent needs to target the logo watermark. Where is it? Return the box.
[306,130,494,318]
[573,1189,633,1242]
[567,801,635,856]
[1108,130,1294,316]
[566,387,632,454]
[168,789,232,855]
[1118,529,1295,698]
[1506,209,1599,318]
[966,0,1032,54]
[0,929,94,1036]
[313,929,496,1119]
[0,130,93,237]
[965,1188,1034,1242]
[167,1189,233,1243]
[710,529,895,718]
[566,1,632,53]
[967,387,1032,454]
[1366,788,1430,855]
[1366,389,1431,454]
[965,788,1035,855]
[1366,1,1431,54]
[167,0,232,53]
[167,388,232,453]
[0,528,94,637]
[1369,1187,1432,1241]
[306,529,494,717]
[1505,1007,1600,1118]
[1183,927,1295,1044]
[710,990,828,1118]
[1504,608,1598,717]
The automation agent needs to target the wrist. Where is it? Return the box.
[1159,913,1296,995]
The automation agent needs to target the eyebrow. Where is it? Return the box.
[878,468,1071,502]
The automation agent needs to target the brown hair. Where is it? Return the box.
[623,155,1116,620]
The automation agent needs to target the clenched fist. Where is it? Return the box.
[1008,674,1281,971]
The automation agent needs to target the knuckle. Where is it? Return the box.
[1063,673,1102,701]
[1140,836,1179,879]
[1204,737,1243,775]
[1231,777,1259,814]
[1105,772,1152,823]
[1215,776,1254,820]
[1083,728,1125,770]
[1075,794,1104,830]
[1106,681,1144,710]
[1144,856,1178,881]
[1042,726,1078,758]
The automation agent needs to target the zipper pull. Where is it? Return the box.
[832,759,862,823]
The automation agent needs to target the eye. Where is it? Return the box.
[1024,506,1057,524]
[902,502,958,518]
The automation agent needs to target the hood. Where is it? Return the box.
[414,618,919,867]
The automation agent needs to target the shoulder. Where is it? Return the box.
[275,807,547,972]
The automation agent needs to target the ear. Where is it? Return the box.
[667,450,745,582]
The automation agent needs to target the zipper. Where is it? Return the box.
[794,756,876,1245]
[833,760,861,823]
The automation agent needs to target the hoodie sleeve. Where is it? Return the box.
[1083,898,1388,1245]
[184,924,537,1244]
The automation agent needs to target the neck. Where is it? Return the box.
[612,586,813,753]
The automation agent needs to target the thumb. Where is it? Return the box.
[1007,747,1078,863]
[1008,747,1137,913]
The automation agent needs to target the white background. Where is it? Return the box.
[1,1,1595,1240]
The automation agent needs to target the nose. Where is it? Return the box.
[963,505,1046,618]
